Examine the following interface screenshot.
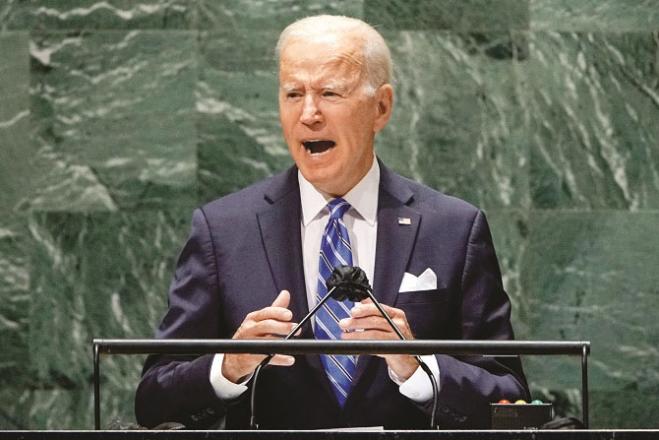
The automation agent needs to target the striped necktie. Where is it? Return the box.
[313,198,357,407]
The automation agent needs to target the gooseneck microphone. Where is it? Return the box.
[249,267,348,429]
[248,266,439,429]
[327,266,439,429]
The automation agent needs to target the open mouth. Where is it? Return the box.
[303,140,336,154]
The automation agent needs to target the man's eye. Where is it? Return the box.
[286,92,302,99]
[323,91,339,97]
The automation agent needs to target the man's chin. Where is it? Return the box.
[299,167,345,196]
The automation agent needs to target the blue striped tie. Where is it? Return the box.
[314,198,357,407]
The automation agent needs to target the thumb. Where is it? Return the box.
[271,289,291,308]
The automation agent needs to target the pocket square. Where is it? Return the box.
[398,268,437,293]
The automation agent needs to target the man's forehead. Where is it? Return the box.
[280,34,365,67]
[280,56,362,78]
[279,43,365,86]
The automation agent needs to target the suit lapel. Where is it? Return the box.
[349,163,421,393]
[256,167,336,403]
[256,170,308,323]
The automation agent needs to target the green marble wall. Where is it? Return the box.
[1,0,657,429]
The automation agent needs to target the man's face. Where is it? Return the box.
[278,35,392,196]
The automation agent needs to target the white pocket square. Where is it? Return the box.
[398,268,437,293]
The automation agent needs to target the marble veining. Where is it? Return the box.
[527,32,659,210]
[0,0,658,430]
[531,0,659,31]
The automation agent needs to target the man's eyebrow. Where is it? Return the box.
[280,79,353,93]
[323,79,361,95]
[320,81,342,90]
[280,83,301,92]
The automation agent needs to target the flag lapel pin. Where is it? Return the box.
[398,217,411,225]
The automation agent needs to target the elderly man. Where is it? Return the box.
[135,15,528,429]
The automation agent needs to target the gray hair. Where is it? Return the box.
[275,15,393,94]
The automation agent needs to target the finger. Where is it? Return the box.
[271,290,291,308]
[350,303,376,317]
[339,316,394,332]
[248,305,293,322]
[247,290,292,322]
[267,354,295,367]
[341,329,397,340]
[340,314,414,340]
[351,302,402,319]
[242,320,299,338]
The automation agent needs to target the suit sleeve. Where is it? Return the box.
[134,208,227,428]
[422,210,530,428]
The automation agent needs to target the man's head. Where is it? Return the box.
[277,15,394,196]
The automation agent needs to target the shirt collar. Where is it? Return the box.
[299,157,380,227]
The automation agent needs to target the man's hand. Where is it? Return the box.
[222,290,297,383]
[339,299,418,381]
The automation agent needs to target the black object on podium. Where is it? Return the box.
[491,402,554,429]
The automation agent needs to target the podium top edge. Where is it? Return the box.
[91,339,591,356]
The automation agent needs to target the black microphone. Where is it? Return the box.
[325,265,371,301]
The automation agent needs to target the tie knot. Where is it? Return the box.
[327,198,351,220]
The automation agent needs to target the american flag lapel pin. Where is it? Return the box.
[398,217,411,225]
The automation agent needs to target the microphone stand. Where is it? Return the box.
[361,286,440,430]
[249,285,339,429]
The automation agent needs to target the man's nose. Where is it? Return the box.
[300,94,322,126]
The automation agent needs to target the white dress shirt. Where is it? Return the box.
[210,157,439,402]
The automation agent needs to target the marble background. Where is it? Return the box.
[0,0,657,429]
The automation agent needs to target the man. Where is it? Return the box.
[135,15,528,429]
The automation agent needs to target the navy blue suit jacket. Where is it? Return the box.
[135,162,529,429]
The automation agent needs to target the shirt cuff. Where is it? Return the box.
[388,355,440,403]
[209,353,251,400]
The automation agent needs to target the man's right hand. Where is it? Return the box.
[221,290,297,383]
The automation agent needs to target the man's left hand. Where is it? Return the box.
[339,299,418,381]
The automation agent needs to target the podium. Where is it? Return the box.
[2,341,656,440]
[93,339,591,430]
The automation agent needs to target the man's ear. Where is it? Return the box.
[373,84,394,133]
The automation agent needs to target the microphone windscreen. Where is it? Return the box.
[327,266,371,302]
